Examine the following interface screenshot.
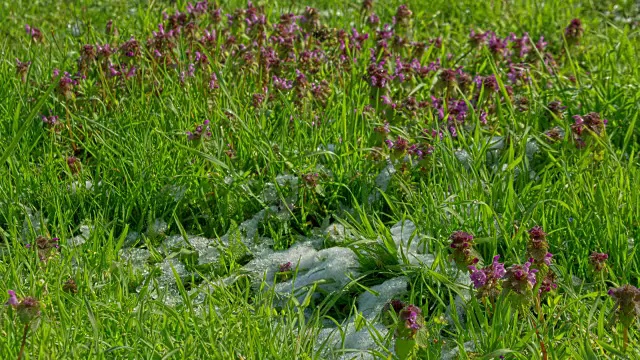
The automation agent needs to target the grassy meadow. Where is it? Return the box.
[1,0,640,358]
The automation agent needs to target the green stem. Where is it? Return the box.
[17,323,29,360]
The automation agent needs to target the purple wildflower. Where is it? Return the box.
[543,252,553,266]
[488,32,508,58]
[468,255,506,299]
[15,58,31,82]
[539,270,558,294]
[449,231,478,270]
[396,304,423,339]
[16,297,41,324]
[279,262,292,273]
[608,285,640,328]
[526,226,551,266]
[589,252,609,272]
[565,19,584,45]
[547,100,567,119]
[25,24,43,42]
[502,259,539,299]
[469,29,487,48]
[187,120,212,141]
[272,75,293,91]
[302,173,320,188]
[6,290,19,306]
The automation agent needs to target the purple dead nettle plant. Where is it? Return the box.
[397,304,423,339]
[66,156,82,174]
[15,59,31,82]
[25,24,43,42]
[526,226,552,266]
[570,112,607,148]
[5,291,41,360]
[5,291,42,323]
[526,226,557,295]
[589,252,609,272]
[547,100,567,119]
[449,231,479,271]
[607,284,640,349]
[501,258,539,306]
[468,255,507,300]
[186,120,212,140]
[276,261,293,282]
[26,236,60,262]
[301,173,320,188]
[564,18,584,45]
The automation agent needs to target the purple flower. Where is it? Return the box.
[15,58,31,82]
[539,271,557,294]
[589,252,609,272]
[125,66,136,79]
[608,285,640,328]
[468,255,506,298]
[510,32,531,58]
[6,290,18,306]
[536,36,548,51]
[479,111,488,124]
[209,73,219,90]
[272,75,293,91]
[302,173,320,188]
[366,14,380,26]
[367,61,391,88]
[543,252,553,266]
[25,24,43,42]
[29,235,60,262]
[469,266,488,288]
[449,231,478,269]
[187,120,212,141]
[488,32,508,57]
[469,29,487,48]
[503,260,539,298]
[398,304,423,337]
[279,262,292,273]
[16,297,41,324]
[565,19,584,44]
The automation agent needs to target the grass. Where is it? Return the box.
[1,0,639,358]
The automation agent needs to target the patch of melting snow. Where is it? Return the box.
[324,223,348,246]
[369,163,396,203]
[22,209,46,240]
[114,206,472,356]
[147,218,168,238]
[357,277,408,321]
[163,235,220,265]
[68,180,102,194]
[119,247,151,268]
[68,224,92,247]
[389,220,420,254]
[317,322,391,360]
[141,258,189,304]
[273,247,360,302]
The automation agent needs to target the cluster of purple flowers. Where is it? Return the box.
[468,255,507,299]
[186,120,212,141]
[17,1,603,163]
[5,291,41,325]
[26,236,60,262]
[449,231,479,270]
[383,299,424,340]
[589,252,609,272]
[607,285,640,328]
[570,112,608,148]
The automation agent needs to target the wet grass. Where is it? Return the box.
[1,0,640,359]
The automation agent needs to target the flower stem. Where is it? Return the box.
[623,326,629,351]
[17,323,29,360]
